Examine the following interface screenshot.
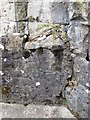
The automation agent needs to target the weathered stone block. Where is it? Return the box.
[0,3,15,21]
[68,2,89,21]
[17,22,26,33]
[27,0,42,20]
[15,2,27,21]
[1,103,76,118]
[65,84,89,118]
[8,22,17,33]
[67,22,89,56]
[9,3,16,21]
[74,56,89,86]
[50,2,69,24]
[40,1,69,23]
[1,31,72,105]
[0,19,9,34]
[5,34,23,51]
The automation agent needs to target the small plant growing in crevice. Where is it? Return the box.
[63,98,68,106]
[38,24,49,29]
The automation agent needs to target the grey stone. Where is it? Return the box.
[27,0,42,20]
[15,2,28,21]
[0,103,76,118]
[0,0,90,118]
[68,2,89,21]
[1,32,72,105]
[5,34,23,51]
[67,21,89,57]
[9,3,16,21]
[1,49,66,104]
[40,1,69,23]
[65,84,89,118]
[73,56,89,86]
[17,22,27,33]
[25,35,64,49]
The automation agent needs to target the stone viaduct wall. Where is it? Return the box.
[0,0,90,118]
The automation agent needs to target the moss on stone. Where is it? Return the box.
[52,24,61,29]
[38,23,61,30]
[62,32,68,43]
[63,98,68,106]
[38,24,49,29]
[28,16,35,22]
[0,85,11,97]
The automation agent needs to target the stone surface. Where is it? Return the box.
[28,0,42,20]
[73,56,89,86]
[9,0,28,2]
[67,22,89,56]
[68,2,89,21]
[0,0,90,119]
[0,103,76,118]
[0,29,72,105]
[15,2,28,21]
[40,1,69,23]
[65,84,89,118]
[50,2,69,24]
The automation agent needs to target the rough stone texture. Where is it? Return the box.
[15,3,27,21]
[0,0,90,119]
[1,27,72,105]
[50,2,69,24]
[28,0,42,20]
[0,103,76,118]
[65,84,89,118]
[29,0,69,24]
[67,22,89,56]
[9,0,28,2]
[68,2,89,21]
[73,56,89,86]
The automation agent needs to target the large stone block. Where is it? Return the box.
[68,2,89,21]
[0,3,15,21]
[65,84,89,118]
[15,2,28,21]
[73,56,89,86]
[9,3,16,21]
[16,22,27,33]
[67,22,89,57]
[8,22,17,33]
[27,0,42,20]
[1,29,72,104]
[1,103,76,118]
[40,1,69,23]
[50,2,69,24]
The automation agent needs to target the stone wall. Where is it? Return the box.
[0,0,90,118]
